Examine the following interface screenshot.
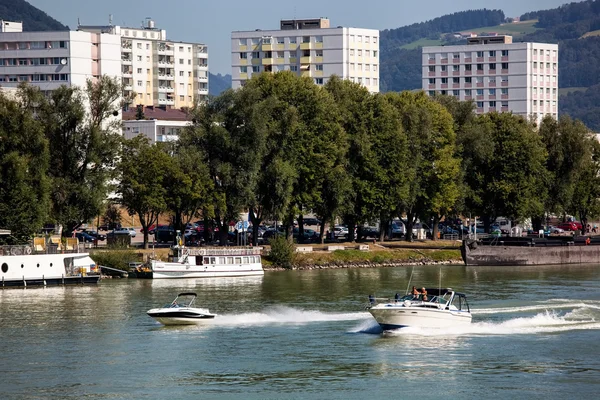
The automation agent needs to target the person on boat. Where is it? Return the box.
[411,286,420,298]
[421,288,428,301]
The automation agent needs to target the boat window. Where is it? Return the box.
[235,257,242,264]
[196,256,203,266]
[227,257,233,264]
[219,257,225,264]
[243,257,249,264]
[210,257,216,264]
[203,257,209,264]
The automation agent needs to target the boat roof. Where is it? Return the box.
[177,292,197,297]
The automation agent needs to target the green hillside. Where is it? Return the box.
[0,0,67,31]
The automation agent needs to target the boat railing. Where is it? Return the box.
[186,247,263,256]
[0,243,87,256]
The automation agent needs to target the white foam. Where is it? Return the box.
[214,306,371,327]
[474,301,600,315]
[347,319,383,334]
[384,310,600,337]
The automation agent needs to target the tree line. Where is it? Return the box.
[2,72,599,248]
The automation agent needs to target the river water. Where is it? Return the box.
[1,264,600,399]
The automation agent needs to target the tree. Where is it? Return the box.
[42,76,122,234]
[117,136,171,248]
[386,91,459,241]
[0,85,50,241]
[135,104,145,120]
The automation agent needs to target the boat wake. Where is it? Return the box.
[213,306,371,327]
[474,300,600,315]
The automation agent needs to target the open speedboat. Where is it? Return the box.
[147,292,216,325]
[366,288,472,330]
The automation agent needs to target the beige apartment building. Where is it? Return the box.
[78,18,209,108]
[422,35,558,124]
[231,18,379,92]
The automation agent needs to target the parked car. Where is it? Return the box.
[293,227,319,242]
[112,227,136,237]
[98,222,121,231]
[557,222,578,231]
[391,221,405,238]
[302,218,321,226]
[85,231,106,241]
[361,226,380,239]
[546,226,565,234]
[155,226,175,243]
[75,232,95,243]
[333,225,349,239]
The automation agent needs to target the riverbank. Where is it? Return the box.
[90,241,462,271]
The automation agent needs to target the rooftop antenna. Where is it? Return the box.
[109,14,113,26]
[77,17,80,28]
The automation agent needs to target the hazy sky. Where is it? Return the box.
[27,0,577,74]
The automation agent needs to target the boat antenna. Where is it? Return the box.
[405,265,415,295]
[439,266,442,294]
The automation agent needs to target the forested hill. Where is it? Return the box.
[380,9,505,51]
[0,0,68,31]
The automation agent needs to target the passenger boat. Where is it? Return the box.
[366,288,472,330]
[147,292,216,325]
[0,232,99,288]
[150,246,264,279]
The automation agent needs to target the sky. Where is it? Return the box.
[27,0,578,74]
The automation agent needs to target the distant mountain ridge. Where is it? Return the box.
[209,73,232,96]
[0,0,67,31]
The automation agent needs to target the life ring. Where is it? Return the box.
[24,246,32,255]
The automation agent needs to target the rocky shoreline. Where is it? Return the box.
[265,258,464,271]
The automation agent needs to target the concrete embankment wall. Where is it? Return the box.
[465,244,600,266]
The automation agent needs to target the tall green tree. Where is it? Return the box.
[42,76,122,234]
[117,136,171,248]
[0,85,50,241]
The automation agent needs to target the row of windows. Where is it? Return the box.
[0,73,68,82]
[428,76,509,84]
[0,41,68,50]
[202,256,260,265]
[349,49,378,57]
[430,88,509,96]
[429,50,510,59]
[532,62,558,70]
[240,50,324,59]
[240,35,378,46]
[429,63,510,72]
[0,57,68,66]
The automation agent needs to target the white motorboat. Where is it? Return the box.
[366,288,472,330]
[147,292,216,325]
[150,246,264,279]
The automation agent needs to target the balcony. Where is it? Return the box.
[465,58,472,63]
[452,84,460,88]
[476,57,484,62]
[489,82,496,87]
[300,42,311,50]
[489,95,496,100]
[441,72,448,76]
[158,74,174,80]
[289,57,297,64]
[441,84,448,89]
[239,73,248,80]
[488,107,496,112]
[441,58,448,64]
[300,56,311,64]
[428,84,435,89]
[314,56,323,63]
[477,70,484,75]
[489,69,496,75]
[501,56,508,62]
[476,108,484,113]
[301,70,311,77]
[262,44,272,52]
[122,69,133,77]
[453,71,460,76]
[452,58,460,64]
[465,96,472,100]
[465,83,472,88]
[476,83,484,87]
[158,98,175,105]
[428,72,435,77]
[501,94,508,100]
[428,59,435,64]
[239,59,248,65]
[251,58,260,66]
[158,86,175,93]
[465,70,472,76]
[262,58,273,65]
[158,59,174,66]
[501,69,509,74]
[489,57,496,62]
[239,45,247,52]
[275,58,284,64]
[501,106,509,112]
[476,95,483,100]
[501,81,509,87]
[158,46,173,54]
[121,57,132,64]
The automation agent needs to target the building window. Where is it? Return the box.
[251,38,259,45]
[315,78,323,85]
[453,65,459,71]
[441,53,448,60]
[453,77,459,83]
[315,36,323,43]
[240,66,247,73]
[429,66,435,72]
[179,95,185,101]
[365,36,370,43]
[502,101,508,107]
[465,89,472,96]
[302,36,310,43]
[240,52,247,59]
[350,35,355,42]
[477,89,483,95]
[289,37,297,44]
[357,35,362,43]
[489,101,496,107]
[477,51,484,58]
[351,63,355,71]
[465,77,472,83]
[252,66,259,72]
[137,43,142,49]
[453,53,460,59]
[533,49,538,55]
[316,64,323,71]
[501,88,508,95]
[453,90,459,96]
[358,49,362,57]
[373,37,378,43]
[290,65,298,72]
[489,89,496,95]
[440,65,447,72]
[477,102,484,108]
[137,68,142,73]
[489,50,496,57]
[365,78,370,85]
[429,78,435,84]
[179,71,184,76]
[373,78,378,85]
[365,50,370,57]
[277,51,284,58]
[441,78,448,84]
[365,64,370,71]
[277,37,285,44]
[501,50,509,56]
[489,63,496,70]
[137,80,142,86]
[476,77,483,84]
[501,63,509,70]
[252,52,259,58]
[350,49,355,56]
[316,50,323,57]
[429,91,435,96]
[137,55,142,61]
[465,64,472,71]
[179,59,184,64]
[477,64,484,71]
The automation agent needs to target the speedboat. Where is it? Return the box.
[366,288,472,330]
[147,292,216,325]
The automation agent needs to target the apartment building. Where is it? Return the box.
[231,18,379,92]
[78,19,209,108]
[122,106,190,144]
[422,35,558,124]
[0,22,121,93]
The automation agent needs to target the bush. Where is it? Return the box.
[268,236,296,269]
[90,248,139,271]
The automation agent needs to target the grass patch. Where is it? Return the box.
[558,87,588,96]
[400,38,444,49]
[582,29,600,38]
[466,20,539,37]
[90,247,141,271]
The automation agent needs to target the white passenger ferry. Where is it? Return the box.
[0,231,99,288]
[150,246,264,279]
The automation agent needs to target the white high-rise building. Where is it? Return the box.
[0,27,121,92]
[78,18,209,108]
[231,18,379,92]
[422,35,558,124]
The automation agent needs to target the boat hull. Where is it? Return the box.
[369,306,472,329]
[147,309,216,325]
[461,240,600,266]
[151,261,264,279]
